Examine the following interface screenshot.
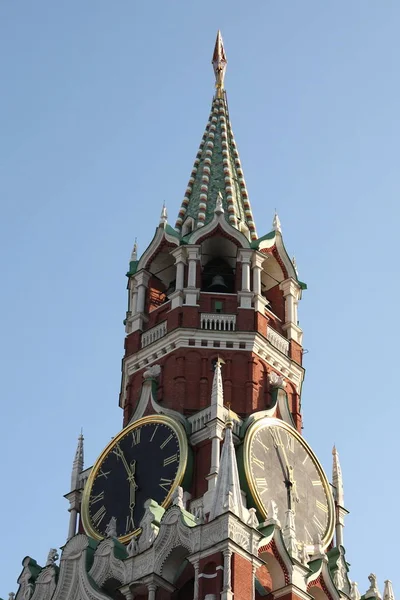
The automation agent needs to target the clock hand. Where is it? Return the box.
[270,430,300,511]
[113,443,135,480]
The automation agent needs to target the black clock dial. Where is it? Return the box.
[244,418,334,550]
[83,416,187,542]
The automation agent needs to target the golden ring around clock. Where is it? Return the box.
[81,414,188,543]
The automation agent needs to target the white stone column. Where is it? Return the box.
[170,247,187,309]
[68,508,78,540]
[237,248,254,309]
[221,548,233,600]
[193,559,200,600]
[252,251,268,314]
[279,278,303,344]
[206,421,225,491]
[184,245,200,306]
[130,270,151,332]
[147,583,157,600]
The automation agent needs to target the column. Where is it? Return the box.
[279,279,303,344]
[147,583,157,600]
[67,508,77,540]
[206,421,224,491]
[184,245,200,306]
[193,559,200,600]
[252,251,268,314]
[131,270,151,332]
[170,247,187,309]
[221,548,233,600]
[237,249,254,309]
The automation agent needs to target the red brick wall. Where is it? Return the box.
[232,553,253,600]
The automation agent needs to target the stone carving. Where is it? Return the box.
[89,539,126,588]
[351,582,361,600]
[247,508,259,528]
[215,192,224,215]
[366,574,382,600]
[105,517,117,538]
[16,559,36,600]
[46,549,59,567]
[127,536,140,557]
[268,372,286,389]
[268,499,279,521]
[299,543,309,566]
[172,486,184,509]
[143,364,161,380]
[9,593,15,600]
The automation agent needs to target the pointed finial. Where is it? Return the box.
[292,256,298,275]
[384,581,395,600]
[332,445,344,507]
[131,238,138,261]
[215,191,224,215]
[70,431,84,491]
[212,30,227,98]
[105,516,118,538]
[351,583,361,600]
[211,357,224,408]
[273,210,282,233]
[282,508,298,558]
[160,203,168,227]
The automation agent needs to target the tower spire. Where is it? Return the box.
[70,431,84,491]
[175,32,257,240]
[212,30,227,99]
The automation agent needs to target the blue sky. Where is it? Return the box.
[1,0,398,595]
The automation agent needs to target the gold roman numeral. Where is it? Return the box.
[97,468,111,479]
[285,433,295,453]
[90,491,104,505]
[150,425,159,442]
[160,434,173,450]
[252,456,264,469]
[131,429,141,446]
[255,477,268,494]
[163,454,178,467]
[126,514,135,533]
[313,514,325,533]
[159,477,173,492]
[316,500,328,513]
[92,505,106,527]
[312,480,322,486]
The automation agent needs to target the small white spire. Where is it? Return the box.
[105,516,117,538]
[351,582,361,600]
[273,210,282,233]
[209,420,243,521]
[160,203,168,227]
[215,191,224,215]
[332,445,344,506]
[384,581,395,600]
[282,508,298,559]
[130,238,138,261]
[292,256,298,275]
[70,431,84,492]
[211,357,225,408]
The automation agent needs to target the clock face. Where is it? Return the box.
[81,415,188,543]
[244,418,334,550]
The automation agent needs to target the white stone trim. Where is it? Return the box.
[120,328,304,407]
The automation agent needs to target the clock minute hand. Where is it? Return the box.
[113,444,135,482]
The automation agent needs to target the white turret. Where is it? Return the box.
[209,418,244,521]
[384,581,395,600]
[160,203,168,227]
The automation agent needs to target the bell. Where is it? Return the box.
[207,274,228,292]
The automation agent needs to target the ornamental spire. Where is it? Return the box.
[212,30,227,99]
[384,581,395,600]
[332,445,344,506]
[175,33,257,240]
[209,420,243,521]
[70,431,84,492]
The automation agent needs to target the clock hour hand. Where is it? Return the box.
[270,430,299,510]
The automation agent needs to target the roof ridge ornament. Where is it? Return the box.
[130,238,138,261]
[273,210,282,233]
[160,203,168,228]
[212,30,227,99]
[383,580,395,600]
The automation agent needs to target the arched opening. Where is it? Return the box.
[101,577,125,600]
[201,257,235,293]
[258,549,286,591]
[147,249,176,311]
[308,585,329,600]
[162,545,191,585]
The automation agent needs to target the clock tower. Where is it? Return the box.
[12,31,395,600]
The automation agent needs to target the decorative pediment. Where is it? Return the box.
[135,226,180,274]
[16,558,42,600]
[52,535,111,600]
[153,506,199,575]
[29,567,58,600]
[89,539,127,589]
[187,212,251,248]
